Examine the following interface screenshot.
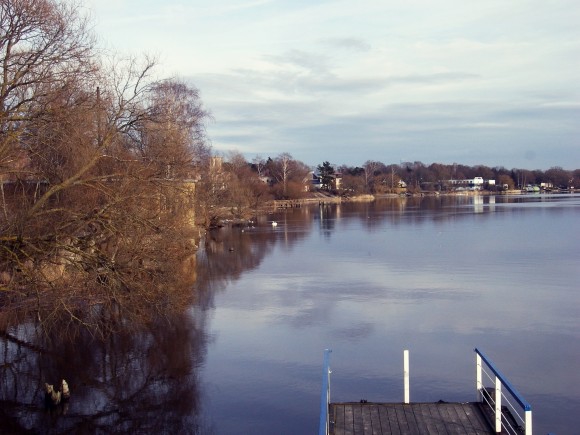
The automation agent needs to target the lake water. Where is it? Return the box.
[197,194,580,434]
[1,194,578,434]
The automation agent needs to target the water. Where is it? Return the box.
[198,194,580,434]
[1,194,578,433]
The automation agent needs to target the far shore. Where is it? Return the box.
[213,188,576,228]
[270,189,526,209]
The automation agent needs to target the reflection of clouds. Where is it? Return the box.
[332,322,375,341]
[213,260,478,337]
[206,194,578,341]
[200,195,579,435]
[214,240,572,341]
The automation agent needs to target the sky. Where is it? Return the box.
[85,0,580,170]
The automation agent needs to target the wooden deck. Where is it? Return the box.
[330,401,498,435]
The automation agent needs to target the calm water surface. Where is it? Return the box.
[0,194,578,434]
[198,194,579,434]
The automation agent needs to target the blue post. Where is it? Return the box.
[319,349,332,435]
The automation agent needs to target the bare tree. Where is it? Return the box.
[270,153,309,199]
[0,1,210,337]
[225,151,271,218]
[273,152,293,197]
[252,155,266,178]
[362,160,383,193]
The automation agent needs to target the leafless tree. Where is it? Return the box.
[362,160,383,193]
[270,153,309,199]
[252,155,266,178]
[0,0,210,337]
[273,152,293,197]
[224,151,270,219]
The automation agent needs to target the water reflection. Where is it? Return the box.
[193,214,312,303]
[2,194,577,433]
[308,194,579,229]
[0,212,309,433]
[199,194,579,434]
[0,312,209,434]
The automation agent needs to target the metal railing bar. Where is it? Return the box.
[501,392,525,425]
[482,394,494,410]
[481,366,495,384]
[482,377,524,426]
[475,348,532,411]
[502,416,517,434]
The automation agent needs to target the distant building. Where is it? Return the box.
[445,177,495,191]
[308,171,342,191]
[259,176,275,185]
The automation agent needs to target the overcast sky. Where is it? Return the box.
[86,0,579,170]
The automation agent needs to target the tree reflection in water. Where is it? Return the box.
[0,310,210,434]
[0,217,301,434]
[193,217,311,308]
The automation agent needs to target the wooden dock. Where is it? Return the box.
[330,401,497,435]
[320,349,532,435]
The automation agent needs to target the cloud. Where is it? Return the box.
[90,0,580,169]
[320,37,372,52]
[263,49,332,75]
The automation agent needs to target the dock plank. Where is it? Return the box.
[458,403,491,435]
[370,405,383,435]
[425,403,450,435]
[353,404,364,435]
[344,404,355,435]
[417,403,441,435]
[381,404,401,435]
[361,404,373,434]
[333,404,345,435]
[437,403,464,434]
[329,402,494,435]
[446,404,475,434]
[402,404,422,435]
[395,405,412,435]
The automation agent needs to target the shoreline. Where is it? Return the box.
[212,189,577,228]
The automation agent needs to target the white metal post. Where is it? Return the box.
[476,353,482,402]
[404,350,410,404]
[495,376,502,433]
[525,409,532,435]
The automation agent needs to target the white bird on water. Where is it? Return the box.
[271,221,278,227]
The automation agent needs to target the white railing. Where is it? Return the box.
[319,349,332,435]
[476,348,532,435]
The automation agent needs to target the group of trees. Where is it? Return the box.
[338,161,579,194]
[207,154,579,213]
[1,0,578,336]
[192,152,312,225]
[0,0,211,336]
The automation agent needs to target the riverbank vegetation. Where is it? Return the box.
[207,153,579,215]
[1,0,579,337]
[0,0,210,337]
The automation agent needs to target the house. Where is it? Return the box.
[308,172,342,191]
[259,176,275,186]
[445,177,495,191]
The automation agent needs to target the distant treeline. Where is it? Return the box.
[331,160,579,193]
[217,152,579,201]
